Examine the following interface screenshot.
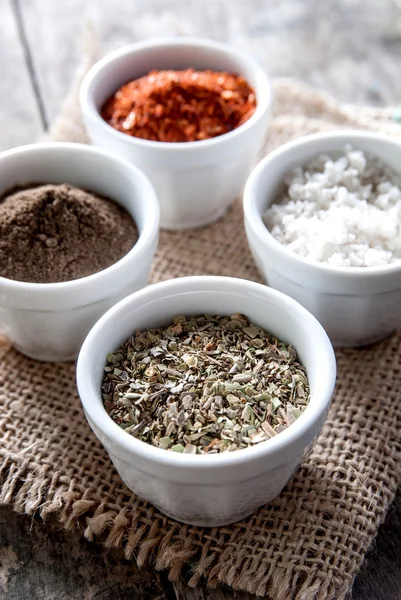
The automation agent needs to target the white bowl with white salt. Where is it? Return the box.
[243,131,401,347]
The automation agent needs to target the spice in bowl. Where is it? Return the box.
[101,69,257,143]
[0,183,138,283]
[263,146,401,267]
[102,314,310,454]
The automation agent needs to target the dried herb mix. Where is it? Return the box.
[102,314,310,454]
[101,69,256,143]
[0,183,138,283]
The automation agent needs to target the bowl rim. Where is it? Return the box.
[76,275,336,469]
[0,142,160,295]
[243,129,401,278]
[79,36,272,151]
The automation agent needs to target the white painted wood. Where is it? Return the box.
[0,0,42,150]
[19,0,401,128]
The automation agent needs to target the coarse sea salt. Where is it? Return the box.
[263,146,401,267]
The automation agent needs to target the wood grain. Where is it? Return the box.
[0,0,42,151]
[173,579,257,600]
[18,0,401,125]
[352,487,401,600]
[0,507,174,600]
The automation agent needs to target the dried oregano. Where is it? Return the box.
[102,314,310,454]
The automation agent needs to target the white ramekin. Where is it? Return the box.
[244,130,401,347]
[80,38,272,230]
[0,143,159,361]
[77,276,336,527]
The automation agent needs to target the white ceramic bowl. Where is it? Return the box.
[80,38,272,230]
[77,276,336,527]
[244,130,401,347]
[0,143,159,361]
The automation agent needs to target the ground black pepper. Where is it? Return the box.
[0,183,138,283]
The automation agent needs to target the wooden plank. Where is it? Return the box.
[173,579,257,600]
[0,505,173,600]
[352,487,401,600]
[15,0,84,125]
[18,0,401,131]
[0,0,42,151]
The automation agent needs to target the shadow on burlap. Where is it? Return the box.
[1,36,401,600]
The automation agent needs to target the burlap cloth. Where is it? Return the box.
[1,39,401,600]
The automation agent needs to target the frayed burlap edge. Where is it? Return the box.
[0,450,358,600]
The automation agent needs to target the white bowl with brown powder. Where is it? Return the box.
[243,131,401,347]
[0,143,159,361]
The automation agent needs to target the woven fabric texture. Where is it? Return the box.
[1,45,401,600]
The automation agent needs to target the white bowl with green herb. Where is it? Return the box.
[77,276,336,527]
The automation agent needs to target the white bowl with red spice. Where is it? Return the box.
[77,276,336,527]
[243,130,401,347]
[80,38,272,230]
[0,143,159,361]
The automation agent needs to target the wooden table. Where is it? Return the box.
[1,1,401,598]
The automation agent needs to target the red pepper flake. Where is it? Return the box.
[101,68,257,143]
